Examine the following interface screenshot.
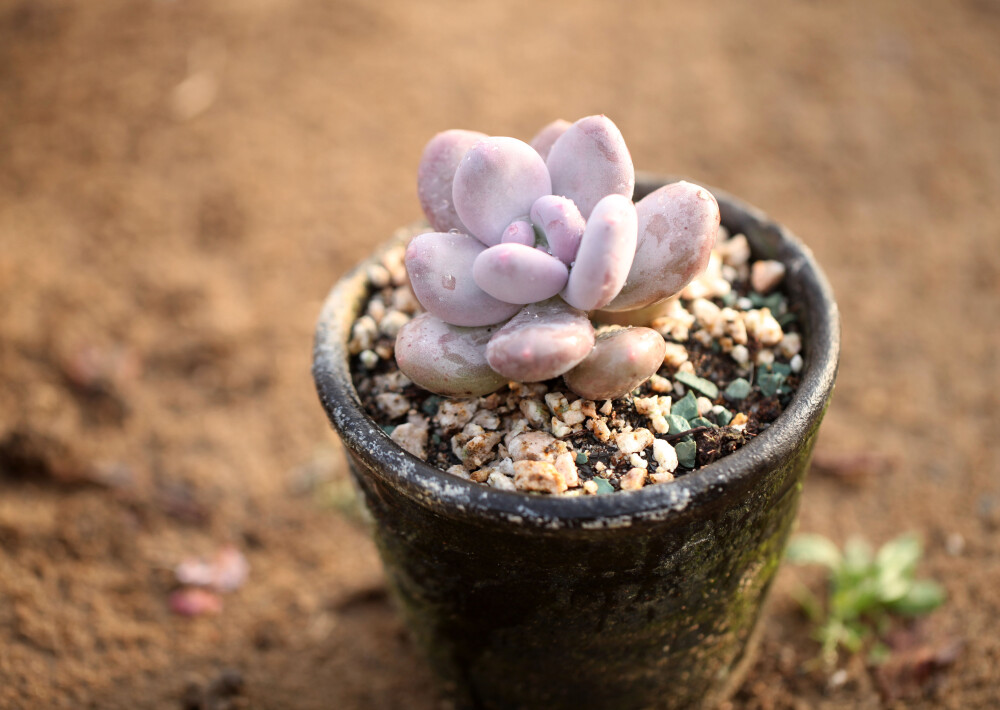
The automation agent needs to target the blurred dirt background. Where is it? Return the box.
[1,0,998,707]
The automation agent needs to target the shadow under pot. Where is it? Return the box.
[312,175,841,710]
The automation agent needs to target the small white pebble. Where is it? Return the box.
[719,234,751,267]
[392,286,420,313]
[736,297,753,310]
[790,354,804,373]
[471,409,500,430]
[554,452,580,488]
[599,400,613,416]
[756,309,784,346]
[359,350,379,369]
[779,332,802,358]
[513,460,567,494]
[508,431,559,462]
[696,397,714,417]
[751,260,786,294]
[662,342,689,368]
[650,472,675,484]
[350,316,378,355]
[583,480,599,495]
[629,453,648,470]
[619,468,647,491]
[731,344,750,366]
[366,297,387,324]
[520,399,549,428]
[366,264,392,289]
[551,418,573,438]
[544,392,569,416]
[615,428,654,455]
[591,419,612,443]
[436,399,478,431]
[755,349,775,365]
[649,414,669,434]
[649,374,672,394]
[487,471,516,491]
[375,393,411,419]
[379,310,410,338]
[445,464,470,480]
[653,438,678,473]
[391,421,428,459]
[677,361,696,375]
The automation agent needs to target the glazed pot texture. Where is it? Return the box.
[313,177,840,709]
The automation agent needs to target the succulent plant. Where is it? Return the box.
[395,115,720,399]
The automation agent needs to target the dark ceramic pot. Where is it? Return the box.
[312,176,840,710]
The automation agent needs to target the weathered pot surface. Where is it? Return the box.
[313,175,840,709]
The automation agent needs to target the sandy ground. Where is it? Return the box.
[1,0,998,707]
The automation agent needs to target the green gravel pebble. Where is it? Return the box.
[770,362,792,376]
[421,396,443,416]
[690,417,718,429]
[714,407,734,426]
[668,414,692,435]
[593,477,614,495]
[676,440,697,469]
[381,425,396,436]
[576,451,589,465]
[672,391,699,420]
[758,372,786,397]
[724,378,752,401]
[675,371,719,399]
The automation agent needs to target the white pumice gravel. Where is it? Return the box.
[351,228,805,495]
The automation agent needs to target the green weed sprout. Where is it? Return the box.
[785,532,946,667]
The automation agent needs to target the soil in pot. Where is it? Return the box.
[347,221,805,495]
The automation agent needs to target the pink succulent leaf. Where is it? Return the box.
[546,115,635,219]
[602,181,719,312]
[472,243,569,305]
[453,137,552,246]
[563,327,666,400]
[561,194,638,311]
[529,195,585,265]
[405,232,521,327]
[417,129,488,232]
[486,299,595,382]
[395,313,508,397]
[529,118,571,161]
[501,220,536,247]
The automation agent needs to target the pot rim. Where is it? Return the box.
[312,175,840,529]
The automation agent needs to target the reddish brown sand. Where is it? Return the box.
[1,1,998,707]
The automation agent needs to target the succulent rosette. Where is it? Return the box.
[395,115,720,399]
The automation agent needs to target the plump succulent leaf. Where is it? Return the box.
[472,243,569,305]
[405,232,521,327]
[486,299,595,382]
[417,129,488,233]
[395,313,507,397]
[529,195,585,265]
[529,118,571,161]
[602,181,720,312]
[546,115,635,219]
[453,137,552,247]
[563,327,666,400]
[501,219,536,247]
[561,193,638,311]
